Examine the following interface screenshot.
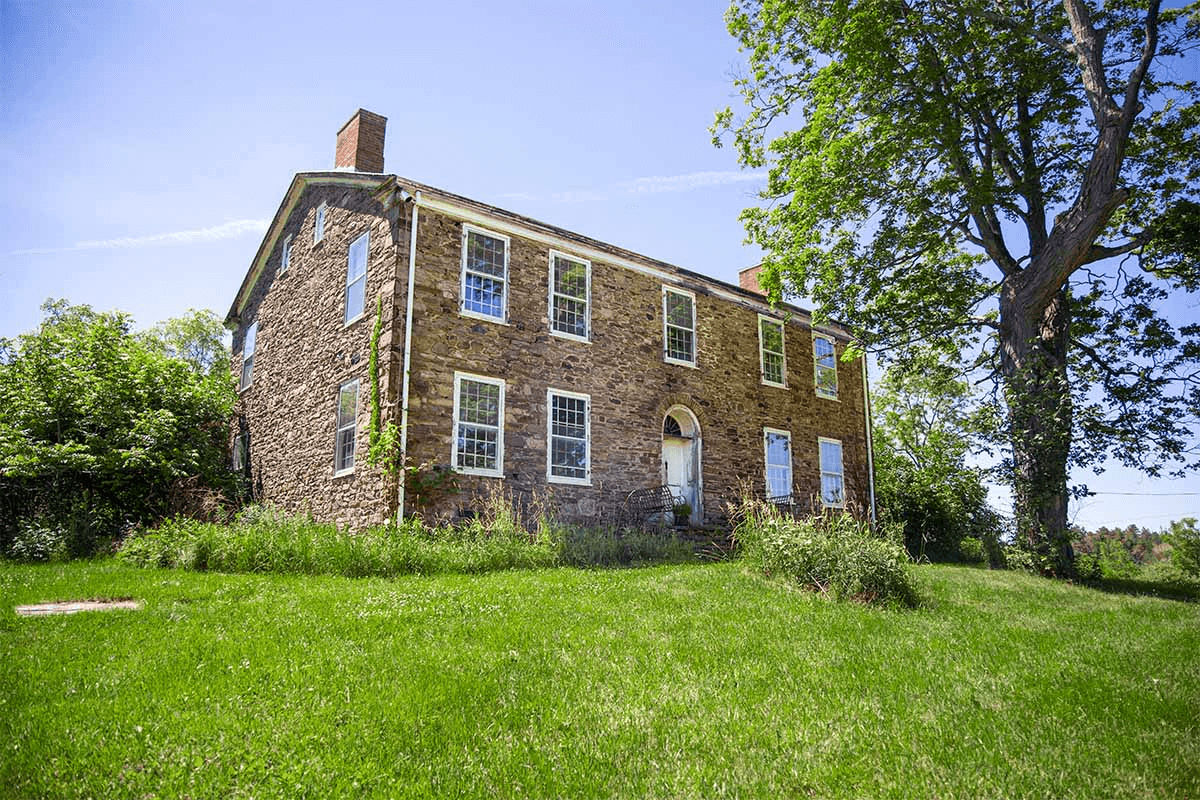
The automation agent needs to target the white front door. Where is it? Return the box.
[663,436,698,523]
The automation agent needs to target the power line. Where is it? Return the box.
[1085,491,1200,497]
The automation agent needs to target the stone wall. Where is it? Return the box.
[232,183,400,529]
[400,205,871,525]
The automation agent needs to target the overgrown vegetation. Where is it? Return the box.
[117,495,697,577]
[731,496,921,607]
[4,560,1196,798]
[0,302,238,558]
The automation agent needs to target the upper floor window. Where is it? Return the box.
[453,372,505,476]
[819,437,845,508]
[663,287,696,366]
[239,321,257,391]
[549,251,590,341]
[547,389,590,484]
[759,315,786,387]
[314,202,327,244]
[814,333,838,399]
[280,235,292,274]
[763,428,792,501]
[335,380,359,475]
[461,226,509,322]
[345,231,368,325]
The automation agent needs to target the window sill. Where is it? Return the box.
[333,467,355,478]
[344,312,366,329]
[761,379,788,389]
[455,467,504,478]
[238,382,253,394]
[549,329,590,344]
[664,357,698,369]
[816,392,840,402]
[548,475,591,487]
[459,309,509,325]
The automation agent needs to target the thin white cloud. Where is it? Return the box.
[614,170,769,194]
[8,219,270,256]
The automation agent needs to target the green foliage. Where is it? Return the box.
[118,497,698,578]
[0,300,238,555]
[1168,517,1200,578]
[732,497,921,607]
[138,308,231,376]
[714,0,1200,575]
[872,352,1004,563]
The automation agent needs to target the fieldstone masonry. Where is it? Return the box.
[227,111,874,531]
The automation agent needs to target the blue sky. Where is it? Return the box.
[1,0,1195,530]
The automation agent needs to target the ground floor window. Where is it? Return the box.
[335,380,359,474]
[763,428,792,501]
[547,389,590,484]
[818,437,844,508]
[453,372,505,476]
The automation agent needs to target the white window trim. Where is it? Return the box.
[818,436,845,509]
[280,234,292,274]
[460,224,510,324]
[452,371,506,478]
[758,314,787,388]
[334,379,360,477]
[813,333,839,401]
[239,321,257,392]
[546,388,591,486]
[232,432,248,472]
[547,250,591,343]
[344,230,369,327]
[763,427,792,501]
[314,202,327,245]
[662,286,697,368]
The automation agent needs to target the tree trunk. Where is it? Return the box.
[999,286,1075,576]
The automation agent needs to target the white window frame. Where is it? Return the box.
[548,250,591,342]
[818,436,845,509]
[662,286,697,367]
[546,388,591,485]
[344,231,369,326]
[763,427,792,501]
[239,321,257,391]
[452,372,506,477]
[813,333,839,400]
[460,224,510,323]
[334,380,360,476]
[232,432,248,473]
[314,202,327,244]
[758,314,787,388]
[280,234,292,274]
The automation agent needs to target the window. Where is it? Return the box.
[453,373,505,476]
[547,389,590,484]
[663,287,696,365]
[763,428,792,501]
[239,321,257,390]
[314,202,327,244]
[461,226,509,322]
[345,231,368,325]
[549,251,590,341]
[819,437,845,508]
[280,235,292,274]
[814,333,838,399]
[335,380,359,474]
[232,432,248,473]
[759,315,786,387]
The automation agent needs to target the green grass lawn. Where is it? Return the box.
[2,561,1197,799]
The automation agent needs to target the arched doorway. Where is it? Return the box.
[662,406,702,524]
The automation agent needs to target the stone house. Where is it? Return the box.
[226,109,877,529]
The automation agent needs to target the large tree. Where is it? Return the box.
[714,0,1200,575]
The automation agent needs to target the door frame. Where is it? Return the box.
[661,405,703,524]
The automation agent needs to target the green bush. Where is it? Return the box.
[956,537,986,564]
[1168,518,1200,578]
[731,498,920,607]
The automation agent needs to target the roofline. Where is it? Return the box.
[226,171,853,340]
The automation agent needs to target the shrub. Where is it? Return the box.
[7,519,69,562]
[1168,518,1200,578]
[731,498,920,607]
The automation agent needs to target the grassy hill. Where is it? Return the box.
[2,560,1197,798]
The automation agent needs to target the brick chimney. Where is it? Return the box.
[739,264,765,295]
[335,109,387,173]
